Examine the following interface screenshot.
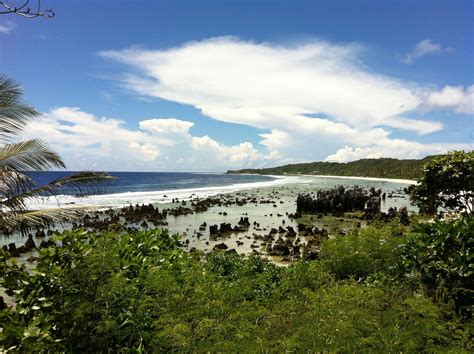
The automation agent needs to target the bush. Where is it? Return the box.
[397,216,474,318]
[319,225,406,280]
[409,150,474,215]
[1,227,471,352]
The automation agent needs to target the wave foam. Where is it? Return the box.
[25,175,300,210]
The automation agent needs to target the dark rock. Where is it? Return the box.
[268,244,290,256]
[25,235,36,250]
[238,217,250,227]
[0,296,7,310]
[7,243,21,257]
[209,224,219,235]
[286,226,297,237]
[218,223,233,234]
[213,242,228,250]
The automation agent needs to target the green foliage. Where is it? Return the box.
[0,75,114,234]
[228,156,435,179]
[1,227,472,352]
[397,216,474,318]
[319,224,407,280]
[410,150,474,215]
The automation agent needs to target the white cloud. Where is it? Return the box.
[95,37,472,165]
[0,21,15,34]
[325,141,471,162]
[100,37,444,135]
[139,118,194,135]
[19,106,468,170]
[24,107,161,163]
[190,135,263,165]
[259,130,291,151]
[21,107,265,171]
[424,85,474,114]
[402,39,453,64]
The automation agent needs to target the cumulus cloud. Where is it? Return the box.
[325,141,471,162]
[190,135,263,164]
[139,118,194,135]
[424,85,474,114]
[22,107,266,171]
[95,37,472,164]
[0,21,15,34]
[402,39,453,64]
[100,37,441,135]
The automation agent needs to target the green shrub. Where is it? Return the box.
[319,224,406,280]
[1,227,471,352]
[397,216,474,318]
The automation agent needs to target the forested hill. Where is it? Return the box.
[227,156,436,180]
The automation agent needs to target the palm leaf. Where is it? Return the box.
[1,171,116,211]
[0,75,39,141]
[0,75,117,234]
[0,207,96,234]
[0,139,66,171]
[0,170,35,199]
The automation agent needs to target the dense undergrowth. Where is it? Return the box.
[1,217,473,352]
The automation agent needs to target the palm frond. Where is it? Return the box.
[1,171,116,211]
[0,75,39,141]
[0,170,35,199]
[0,139,66,171]
[0,75,118,235]
[0,206,94,234]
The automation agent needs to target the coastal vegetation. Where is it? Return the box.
[1,218,472,351]
[1,151,473,352]
[227,156,435,179]
[409,150,474,215]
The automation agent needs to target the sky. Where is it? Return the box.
[0,0,473,172]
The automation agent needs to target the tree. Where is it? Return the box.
[0,0,53,18]
[0,75,114,234]
[409,151,473,215]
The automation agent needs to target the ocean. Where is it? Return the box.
[25,171,291,209]
[29,171,278,195]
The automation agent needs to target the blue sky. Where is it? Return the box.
[1,0,472,171]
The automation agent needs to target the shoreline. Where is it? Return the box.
[295,174,417,185]
[24,174,415,210]
[237,172,417,185]
[24,175,299,210]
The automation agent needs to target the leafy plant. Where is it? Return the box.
[1,227,471,352]
[319,224,407,280]
[397,216,474,318]
[409,150,473,215]
[0,75,114,234]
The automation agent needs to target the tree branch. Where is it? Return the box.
[0,0,54,18]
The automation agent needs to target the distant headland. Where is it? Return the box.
[227,156,436,180]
